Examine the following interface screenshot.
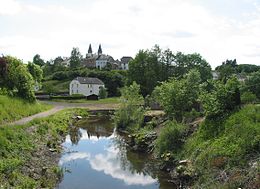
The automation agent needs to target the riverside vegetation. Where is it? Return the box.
[114,68,260,188]
[0,109,88,188]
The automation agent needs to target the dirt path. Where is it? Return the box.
[4,101,120,126]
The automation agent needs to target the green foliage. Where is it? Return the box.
[27,62,43,83]
[99,86,108,99]
[0,95,51,125]
[114,82,145,130]
[128,46,211,96]
[70,47,82,68]
[0,56,36,102]
[154,69,201,122]
[200,76,241,120]
[0,109,88,188]
[245,71,260,99]
[155,121,187,155]
[182,105,260,187]
[215,59,237,82]
[241,91,257,104]
[33,54,45,67]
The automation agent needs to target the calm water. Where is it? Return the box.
[57,115,176,189]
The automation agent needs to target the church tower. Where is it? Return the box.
[88,44,92,54]
[98,44,102,55]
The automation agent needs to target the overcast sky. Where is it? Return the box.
[1,0,260,68]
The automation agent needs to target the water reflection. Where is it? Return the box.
[57,115,175,189]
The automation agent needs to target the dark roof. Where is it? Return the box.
[74,77,104,85]
[96,54,114,62]
[121,56,133,63]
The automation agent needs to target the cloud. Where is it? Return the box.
[89,146,156,186]
[0,0,21,15]
[0,0,260,67]
[59,152,90,165]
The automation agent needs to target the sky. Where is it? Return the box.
[1,0,260,68]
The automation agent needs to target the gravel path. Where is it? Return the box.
[4,101,119,126]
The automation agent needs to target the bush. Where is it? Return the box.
[155,121,187,155]
[113,82,145,131]
[99,87,108,99]
[241,91,257,104]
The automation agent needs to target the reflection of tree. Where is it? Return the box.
[69,126,82,145]
[112,133,177,189]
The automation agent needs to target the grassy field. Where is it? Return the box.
[0,108,88,188]
[0,95,52,125]
[51,97,120,104]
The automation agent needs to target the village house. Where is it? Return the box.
[69,77,105,98]
[119,56,133,70]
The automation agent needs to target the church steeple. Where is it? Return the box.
[88,44,92,54]
[98,44,102,55]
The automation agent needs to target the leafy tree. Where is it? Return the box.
[27,62,43,83]
[99,86,108,99]
[215,59,237,82]
[33,54,45,67]
[199,76,241,120]
[128,45,211,96]
[241,91,257,104]
[70,47,82,68]
[237,64,260,74]
[154,69,201,122]
[173,52,212,82]
[0,56,8,86]
[4,56,36,102]
[113,82,145,130]
[245,71,260,99]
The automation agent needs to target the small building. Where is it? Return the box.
[120,56,133,70]
[96,54,115,69]
[69,77,105,97]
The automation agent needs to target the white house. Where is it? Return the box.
[69,77,105,97]
[120,56,133,70]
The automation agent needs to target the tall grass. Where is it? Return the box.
[0,95,51,125]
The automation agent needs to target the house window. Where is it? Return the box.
[90,90,92,93]
[72,90,73,94]
[72,84,74,87]
[77,89,78,93]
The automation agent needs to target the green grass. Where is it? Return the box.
[51,97,120,104]
[181,105,260,188]
[0,95,52,125]
[0,108,88,188]
[41,80,70,93]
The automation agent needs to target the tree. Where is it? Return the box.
[215,59,237,83]
[0,56,8,86]
[70,47,82,68]
[128,46,164,96]
[99,86,108,99]
[199,76,241,120]
[154,70,201,122]
[245,71,260,99]
[113,82,145,130]
[27,62,43,83]
[173,52,212,82]
[5,56,36,102]
[33,54,45,67]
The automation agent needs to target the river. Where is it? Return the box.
[56,115,176,189]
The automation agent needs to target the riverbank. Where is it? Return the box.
[0,95,52,125]
[0,109,88,188]
[121,105,260,188]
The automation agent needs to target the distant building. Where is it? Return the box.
[96,54,115,69]
[120,56,133,70]
[69,77,105,97]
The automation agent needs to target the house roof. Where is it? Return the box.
[121,56,133,64]
[96,54,114,62]
[74,77,104,85]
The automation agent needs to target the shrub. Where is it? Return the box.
[99,86,108,99]
[113,82,145,131]
[241,91,257,104]
[155,121,187,155]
